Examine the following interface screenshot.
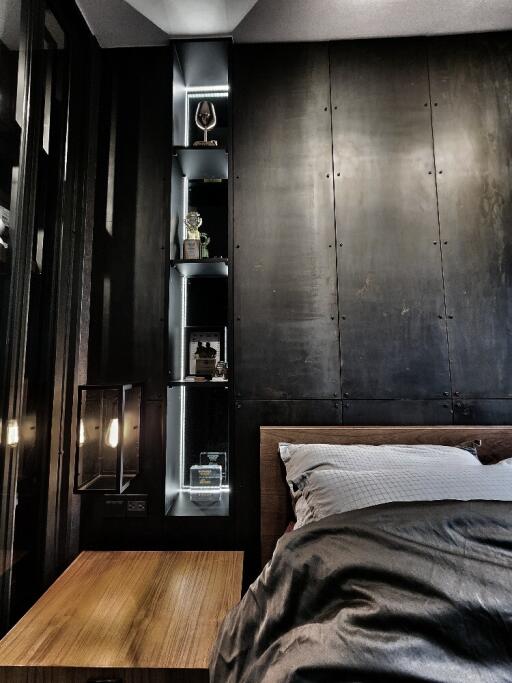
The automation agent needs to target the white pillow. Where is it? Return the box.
[279,442,481,528]
[280,442,480,489]
[301,464,512,523]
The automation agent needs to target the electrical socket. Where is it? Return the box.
[126,499,147,517]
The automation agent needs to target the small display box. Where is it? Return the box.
[189,464,222,503]
[74,383,142,494]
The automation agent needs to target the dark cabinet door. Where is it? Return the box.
[233,44,340,400]
[429,34,512,398]
[331,39,451,399]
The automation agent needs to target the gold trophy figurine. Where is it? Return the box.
[183,211,202,259]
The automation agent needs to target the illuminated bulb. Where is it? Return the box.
[105,418,119,448]
[7,419,19,446]
[79,419,86,446]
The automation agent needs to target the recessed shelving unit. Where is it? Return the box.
[166,39,232,520]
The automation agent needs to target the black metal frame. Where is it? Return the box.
[73,383,143,495]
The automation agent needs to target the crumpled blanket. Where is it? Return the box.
[210,501,512,682]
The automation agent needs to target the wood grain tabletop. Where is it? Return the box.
[0,550,243,671]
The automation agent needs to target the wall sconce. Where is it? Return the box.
[74,384,142,494]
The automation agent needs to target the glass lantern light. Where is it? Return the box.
[74,383,142,494]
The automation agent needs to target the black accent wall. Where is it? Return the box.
[233,33,512,575]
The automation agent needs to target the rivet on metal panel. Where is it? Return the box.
[454,391,460,396]
[424,102,428,107]
[448,315,454,319]
[329,244,332,248]
[343,392,349,397]
[438,315,443,319]
[341,315,346,320]
[443,240,448,245]
[433,241,437,245]
[330,315,335,320]
[443,391,449,397]
[236,402,242,408]
[337,172,340,177]
[334,106,338,110]
[326,173,330,178]
[438,170,443,174]
[333,393,338,397]
[428,171,432,175]
[339,243,343,247]
[324,107,327,111]
[456,402,463,409]
[236,316,240,321]
[236,244,240,248]
[434,102,438,106]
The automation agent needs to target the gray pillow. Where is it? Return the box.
[279,442,481,528]
[279,442,481,491]
[301,464,512,523]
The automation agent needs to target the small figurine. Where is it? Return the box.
[183,211,202,259]
[200,232,210,259]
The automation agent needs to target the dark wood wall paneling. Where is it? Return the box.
[232,34,512,577]
[83,48,172,548]
[0,0,101,629]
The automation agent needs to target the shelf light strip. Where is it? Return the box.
[179,174,188,491]
[186,85,229,93]
[187,92,228,99]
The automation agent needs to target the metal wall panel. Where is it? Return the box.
[343,400,452,425]
[429,34,512,398]
[330,39,451,399]
[454,399,512,426]
[233,44,340,400]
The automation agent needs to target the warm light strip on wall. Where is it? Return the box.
[6,419,19,446]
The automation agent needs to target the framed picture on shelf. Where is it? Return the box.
[187,326,226,377]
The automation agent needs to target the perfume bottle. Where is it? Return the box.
[189,464,222,502]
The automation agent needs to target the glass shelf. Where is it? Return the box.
[171,258,228,278]
[168,379,229,388]
[173,146,228,180]
[167,490,229,517]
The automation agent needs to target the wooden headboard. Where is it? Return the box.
[259,425,512,567]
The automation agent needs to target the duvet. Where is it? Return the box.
[210,501,512,682]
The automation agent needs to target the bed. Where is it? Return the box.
[210,426,512,682]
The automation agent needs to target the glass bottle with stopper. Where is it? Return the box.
[193,101,218,147]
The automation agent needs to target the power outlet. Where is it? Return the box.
[126,499,147,517]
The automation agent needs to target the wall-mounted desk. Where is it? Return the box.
[0,550,243,682]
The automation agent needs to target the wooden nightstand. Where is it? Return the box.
[0,550,243,682]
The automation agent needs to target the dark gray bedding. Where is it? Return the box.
[210,501,512,682]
